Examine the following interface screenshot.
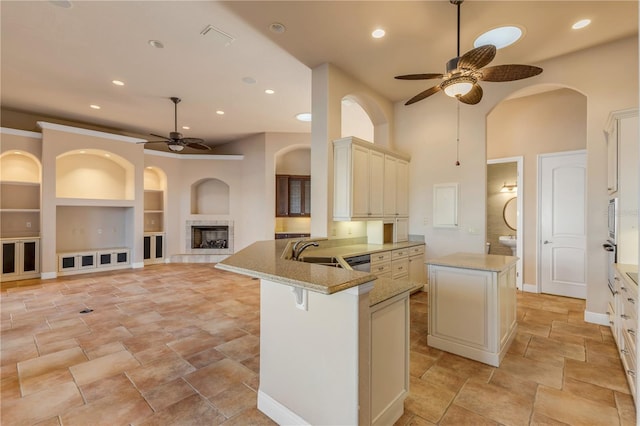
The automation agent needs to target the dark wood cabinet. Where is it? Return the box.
[276,175,311,217]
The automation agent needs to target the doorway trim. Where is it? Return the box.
[487,156,523,290]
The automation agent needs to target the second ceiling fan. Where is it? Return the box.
[395,0,543,105]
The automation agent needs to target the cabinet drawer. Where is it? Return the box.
[392,258,409,278]
[408,245,425,256]
[622,330,637,396]
[372,262,392,276]
[392,249,409,260]
[371,251,391,265]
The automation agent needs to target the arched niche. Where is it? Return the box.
[56,149,134,200]
[276,147,311,175]
[0,151,41,182]
[341,96,374,142]
[340,93,390,146]
[144,166,167,191]
[191,178,230,215]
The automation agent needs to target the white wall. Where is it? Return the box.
[395,36,638,315]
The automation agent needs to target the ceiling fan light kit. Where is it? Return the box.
[395,0,543,106]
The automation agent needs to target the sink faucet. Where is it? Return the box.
[292,240,319,260]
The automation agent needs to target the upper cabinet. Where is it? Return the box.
[606,109,639,264]
[276,175,311,217]
[333,137,410,221]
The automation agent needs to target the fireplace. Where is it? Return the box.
[185,220,233,256]
[192,226,228,249]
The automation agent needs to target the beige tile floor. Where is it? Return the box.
[1,264,636,425]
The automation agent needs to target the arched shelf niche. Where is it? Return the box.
[144,166,167,233]
[56,149,134,200]
[0,151,42,238]
[341,95,374,142]
[191,178,230,215]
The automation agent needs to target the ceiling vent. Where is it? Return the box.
[200,25,235,47]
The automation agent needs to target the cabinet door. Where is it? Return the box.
[383,155,397,216]
[143,236,151,260]
[154,235,164,259]
[1,241,17,275]
[395,218,409,243]
[396,159,409,216]
[369,150,385,217]
[21,240,39,274]
[303,178,311,215]
[352,145,370,217]
[409,255,426,284]
[275,175,289,217]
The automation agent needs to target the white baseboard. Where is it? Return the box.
[584,310,609,326]
[523,283,538,293]
[257,390,309,426]
[131,262,145,269]
[41,271,57,280]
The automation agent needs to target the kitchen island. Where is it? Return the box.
[216,238,420,425]
[427,253,518,367]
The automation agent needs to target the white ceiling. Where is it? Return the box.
[1,1,637,152]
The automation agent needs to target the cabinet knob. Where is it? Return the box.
[628,370,636,378]
[543,240,552,244]
[621,314,629,319]
[628,298,635,304]
[627,329,636,336]
[621,348,628,355]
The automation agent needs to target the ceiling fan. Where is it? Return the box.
[395,0,542,106]
[140,97,211,152]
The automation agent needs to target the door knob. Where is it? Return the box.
[543,240,552,244]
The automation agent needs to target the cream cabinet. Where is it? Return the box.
[408,244,426,284]
[370,290,410,425]
[144,233,165,264]
[370,250,392,278]
[612,266,638,403]
[333,137,410,221]
[1,238,40,282]
[428,255,517,367]
[58,247,129,275]
[391,248,410,280]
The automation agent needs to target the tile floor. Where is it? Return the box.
[1,264,636,425]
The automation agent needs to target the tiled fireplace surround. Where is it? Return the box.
[173,220,234,263]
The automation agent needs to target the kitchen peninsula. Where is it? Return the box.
[216,238,423,425]
[427,253,518,367]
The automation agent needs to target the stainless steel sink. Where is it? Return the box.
[298,256,343,268]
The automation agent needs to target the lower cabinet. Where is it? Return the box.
[391,248,409,280]
[1,238,40,282]
[370,250,392,279]
[408,245,426,285]
[144,233,164,264]
[58,248,129,276]
[612,267,637,403]
[370,290,410,425]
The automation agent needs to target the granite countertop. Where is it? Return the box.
[301,240,424,259]
[427,252,518,272]
[215,239,422,304]
[616,263,638,288]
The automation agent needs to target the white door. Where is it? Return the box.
[539,151,587,298]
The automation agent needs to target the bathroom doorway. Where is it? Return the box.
[487,157,523,290]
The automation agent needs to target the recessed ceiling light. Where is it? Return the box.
[572,19,591,30]
[216,110,225,115]
[112,80,124,86]
[146,166,153,169]
[90,104,101,110]
[242,76,256,84]
[474,26,522,50]
[269,22,286,34]
[371,28,386,39]
[265,89,275,95]
[104,154,111,158]
[50,0,73,8]
[79,150,86,154]
[14,151,22,155]
[148,40,164,49]
[295,113,312,122]
[182,126,190,130]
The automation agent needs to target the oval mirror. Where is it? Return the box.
[503,197,517,231]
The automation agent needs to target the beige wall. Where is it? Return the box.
[395,36,638,315]
[488,88,587,287]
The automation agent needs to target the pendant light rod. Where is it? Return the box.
[450,0,464,58]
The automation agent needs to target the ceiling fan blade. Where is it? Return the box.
[395,73,443,81]
[458,45,496,71]
[405,85,442,105]
[139,140,170,145]
[457,84,483,105]
[181,137,206,144]
[150,133,172,141]
[186,142,212,150]
[479,64,543,82]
